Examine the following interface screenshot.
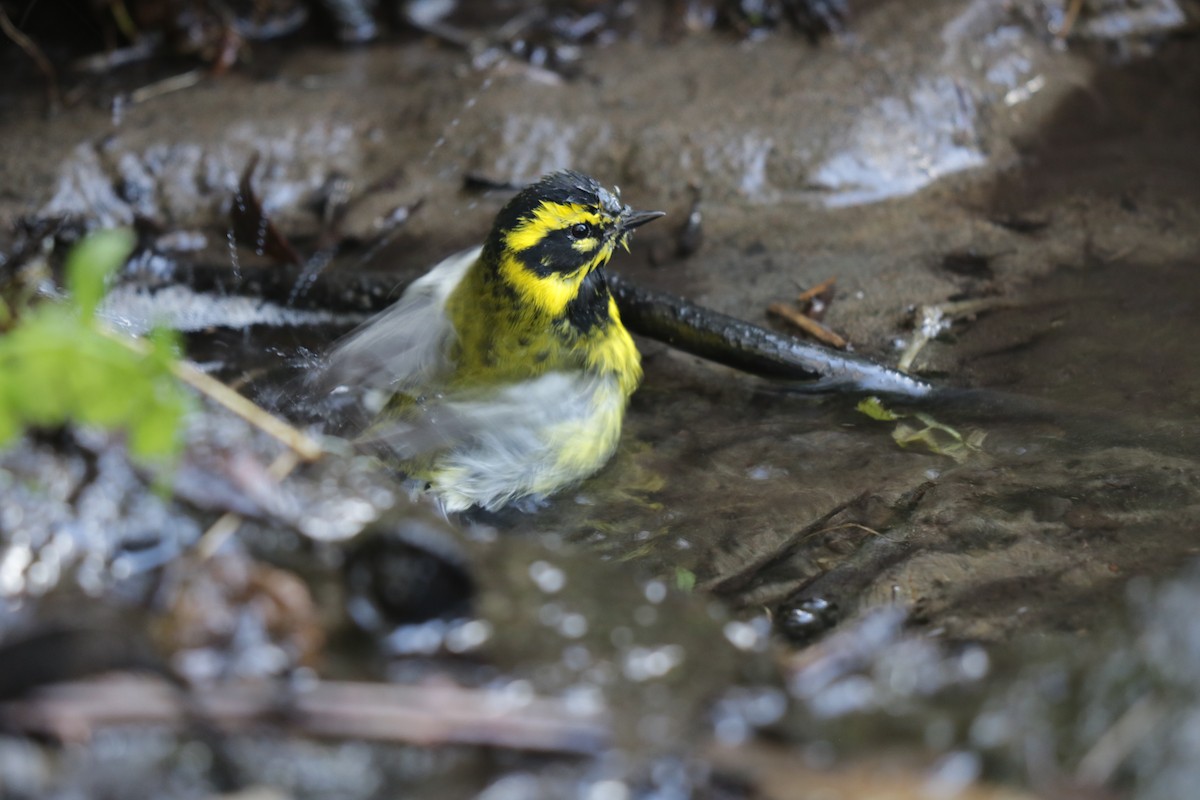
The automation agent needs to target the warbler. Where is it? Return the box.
[321,170,664,512]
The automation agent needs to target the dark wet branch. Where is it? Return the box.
[120,254,934,396]
[0,627,173,701]
[129,260,412,313]
[606,274,933,397]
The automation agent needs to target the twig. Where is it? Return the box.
[98,327,323,461]
[0,675,611,755]
[1076,693,1163,786]
[1056,0,1086,39]
[767,302,848,349]
[897,297,1006,373]
[702,494,864,597]
[796,277,837,305]
[98,326,322,557]
[128,69,205,105]
[173,363,322,460]
[194,450,301,559]
[0,5,61,113]
[813,522,889,541]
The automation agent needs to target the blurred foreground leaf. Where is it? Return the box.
[65,229,134,318]
[675,567,696,592]
[0,230,190,458]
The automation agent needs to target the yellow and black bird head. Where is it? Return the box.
[483,170,664,325]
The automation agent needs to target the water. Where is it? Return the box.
[5,5,1200,797]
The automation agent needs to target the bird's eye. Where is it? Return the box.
[569,223,590,240]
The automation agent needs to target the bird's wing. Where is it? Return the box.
[360,370,625,511]
[311,246,480,421]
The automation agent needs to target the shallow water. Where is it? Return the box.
[4,1,1200,797]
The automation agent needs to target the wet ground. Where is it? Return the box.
[3,0,1200,797]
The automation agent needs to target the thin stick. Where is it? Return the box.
[767,302,848,349]
[1,676,611,755]
[796,277,836,305]
[194,450,301,559]
[98,323,321,560]
[702,494,864,598]
[1076,694,1163,786]
[173,362,323,460]
[897,298,1007,373]
[128,69,205,105]
[98,327,323,462]
[812,522,889,540]
[1056,0,1086,38]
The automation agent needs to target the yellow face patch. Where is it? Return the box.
[499,253,582,317]
[495,199,622,318]
[572,237,600,254]
[504,201,604,254]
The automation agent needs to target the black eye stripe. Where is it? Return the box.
[519,235,591,276]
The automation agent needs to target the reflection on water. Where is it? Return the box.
[522,256,1200,639]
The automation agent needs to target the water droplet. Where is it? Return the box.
[254,208,270,256]
[643,580,667,604]
[529,560,565,593]
[226,228,242,282]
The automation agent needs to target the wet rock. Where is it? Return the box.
[36,124,363,239]
[775,595,840,646]
[0,434,203,621]
[343,515,476,631]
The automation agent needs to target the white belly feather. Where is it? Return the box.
[428,370,626,512]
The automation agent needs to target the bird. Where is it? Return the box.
[318,170,664,513]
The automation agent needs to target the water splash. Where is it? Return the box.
[418,73,497,173]
[287,248,335,307]
[225,226,241,286]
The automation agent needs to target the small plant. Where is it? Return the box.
[0,230,190,458]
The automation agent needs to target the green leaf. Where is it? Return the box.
[127,389,186,458]
[69,342,142,427]
[3,315,73,428]
[65,229,136,319]
[856,396,900,421]
[146,326,183,364]
[0,392,17,446]
[675,567,696,592]
[891,420,977,463]
[0,230,189,463]
[856,396,985,464]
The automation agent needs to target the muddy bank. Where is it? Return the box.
[7,1,1196,348]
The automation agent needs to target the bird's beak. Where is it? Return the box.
[620,209,666,232]
[617,209,665,252]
